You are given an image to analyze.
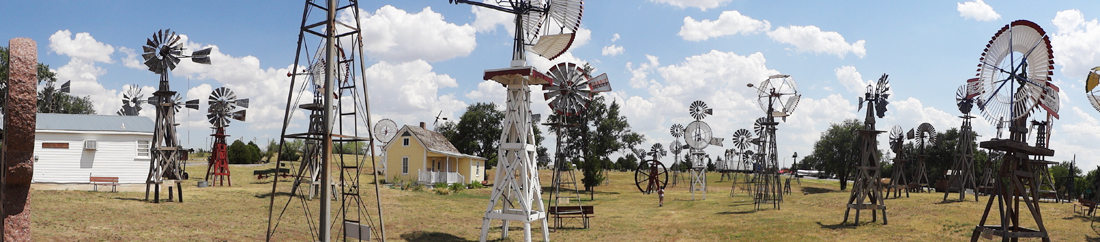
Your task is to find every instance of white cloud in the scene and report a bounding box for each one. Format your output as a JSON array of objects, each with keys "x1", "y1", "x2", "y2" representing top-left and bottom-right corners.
[
  {"x1": 650, "y1": 0, "x2": 732, "y2": 11},
  {"x1": 957, "y1": 0, "x2": 1001, "y2": 22},
  {"x1": 363, "y1": 60, "x2": 467, "y2": 129},
  {"x1": 465, "y1": 81, "x2": 507, "y2": 103},
  {"x1": 342, "y1": 5, "x2": 476, "y2": 63},
  {"x1": 117, "y1": 46, "x2": 144, "y2": 69},
  {"x1": 767, "y1": 25, "x2": 866, "y2": 58},
  {"x1": 48, "y1": 30, "x2": 115, "y2": 63},
  {"x1": 679, "y1": 10, "x2": 771, "y2": 41},
  {"x1": 625, "y1": 55, "x2": 661, "y2": 88},
  {"x1": 1051, "y1": 9, "x2": 1100, "y2": 80},
  {"x1": 602, "y1": 45, "x2": 625, "y2": 56},
  {"x1": 471, "y1": 0, "x2": 514, "y2": 34},
  {"x1": 835, "y1": 65, "x2": 868, "y2": 94},
  {"x1": 611, "y1": 33, "x2": 621, "y2": 42}
]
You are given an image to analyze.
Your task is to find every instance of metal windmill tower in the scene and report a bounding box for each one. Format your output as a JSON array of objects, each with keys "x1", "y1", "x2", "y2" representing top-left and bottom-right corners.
[
  {"x1": 968, "y1": 19, "x2": 1059, "y2": 242},
  {"x1": 911, "y1": 123, "x2": 936, "y2": 192},
  {"x1": 204, "y1": 87, "x2": 248, "y2": 186},
  {"x1": 140, "y1": 29, "x2": 206, "y2": 203},
  {"x1": 748, "y1": 74, "x2": 800, "y2": 210},
  {"x1": 447, "y1": 0, "x2": 583, "y2": 241},
  {"x1": 728, "y1": 128, "x2": 752, "y2": 196},
  {"x1": 886, "y1": 125, "x2": 909, "y2": 199},
  {"x1": 843, "y1": 74, "x2": 890, "y2": 225},
  {"x1": 943, "y1": 82, "x2": 980, "y2": 202},
  {"x1": 265, "y1": 0, "x2": 385, "y2": 241},
  {"x1": 668, "y1": 123, "x2": 685, "y2": 187},
  {"x1": 684, "y1": 100, "x2": 722, "y2": 201},
  {"x1": 542, "y1": 61, "x2": 609, "y2": 229}
]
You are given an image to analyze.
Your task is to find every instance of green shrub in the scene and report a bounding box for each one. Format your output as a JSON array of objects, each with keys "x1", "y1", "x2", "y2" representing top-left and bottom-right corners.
[
  {"x1": 469, "y1": 182, "x2": 484, "y2": 189},
  {"x1": 410, "y1": 183, "x2": 424, "y2": 192},
  {"x1": 450, "y1": 183, "x2": 466, "y2": 193},
  {"x1": 433, "y1": 182, "x2": 447, "y2": 190}
]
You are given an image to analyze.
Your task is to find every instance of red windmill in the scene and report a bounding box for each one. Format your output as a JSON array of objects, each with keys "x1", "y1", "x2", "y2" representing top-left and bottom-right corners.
[{"x1": 205, "y1": 87, "x2": 248, "y2": 186}]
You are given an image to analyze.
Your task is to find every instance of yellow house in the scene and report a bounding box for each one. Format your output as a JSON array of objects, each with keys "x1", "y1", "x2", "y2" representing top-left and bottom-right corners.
[{"x1": 384, "y1": 123, "x2": 486, "y2": 185}]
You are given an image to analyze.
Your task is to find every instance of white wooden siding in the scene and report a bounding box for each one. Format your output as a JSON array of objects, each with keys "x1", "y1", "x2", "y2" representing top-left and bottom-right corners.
[{"x1": 33, "y1": 132, "x2": 153, "y2": 184}]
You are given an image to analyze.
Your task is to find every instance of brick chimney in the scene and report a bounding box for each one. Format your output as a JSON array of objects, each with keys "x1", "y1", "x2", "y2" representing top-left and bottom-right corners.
[{"x1": 420, "y1": 122, "x2": 426, "y2": 129}]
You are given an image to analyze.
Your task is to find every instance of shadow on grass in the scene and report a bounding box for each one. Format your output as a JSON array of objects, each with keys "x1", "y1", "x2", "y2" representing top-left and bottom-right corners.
[
  {"x1": 816, "y1": 221, "x2": 883, "y2": 230},
  {"x1": 801, "y1": 187, "x2": 836, "y2": 195},
  {"x1": 1062, "y1": 214, "x2": 1100, "y2": 223},
  {"x1": 254, "y1": 192, "x2": 297, "y2": 199},
  {"x1": 400, "y1": 231, "x2": 474, "y2": 242},
  {"x1": 717, "y1": 210, "x2": 756, "y2": 215},
  {"x1": 935, "y1": 199, "x2": 974, "y2": 205}
]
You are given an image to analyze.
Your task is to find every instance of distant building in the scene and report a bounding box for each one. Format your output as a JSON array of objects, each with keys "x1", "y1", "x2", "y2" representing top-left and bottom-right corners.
[
  {"x1": 383, "y1": 122, "x2": 485, "y2": 185},
  {"x1": 32, "y1": 113, "x2": 155, "y2": 184}
]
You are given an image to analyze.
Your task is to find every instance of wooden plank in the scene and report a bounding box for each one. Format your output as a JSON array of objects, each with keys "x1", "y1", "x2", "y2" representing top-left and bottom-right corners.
[{"x1": 42, "y1": 142, "x2": 69, "y2": 149}]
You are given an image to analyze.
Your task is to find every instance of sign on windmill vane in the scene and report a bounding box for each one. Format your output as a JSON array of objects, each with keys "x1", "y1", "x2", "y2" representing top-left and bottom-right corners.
[{"x1": 588, "y1": 73, "x2": 611, "y2": 93}]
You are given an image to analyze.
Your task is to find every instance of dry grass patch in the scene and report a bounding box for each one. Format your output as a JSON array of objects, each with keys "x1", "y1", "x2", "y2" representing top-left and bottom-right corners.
[{"x1": 30, "y1": 165, "x2": 1100, "y2": 241}]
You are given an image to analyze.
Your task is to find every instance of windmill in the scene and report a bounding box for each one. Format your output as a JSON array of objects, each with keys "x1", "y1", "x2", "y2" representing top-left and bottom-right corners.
[
  {"x1": 140, "y1": 29, "x2": 206, "y2": 203},
  {"x1": 374, "y1": 119, "x2": 398, "y2": 176},
  {"x1": 265, "y1": 1, "x2": 385, "y2": 241},
  {"x1": 117, "y1": 84, "x2": 145, "y2": 116},
  {"x1": 203, "y1": 87, "x2": 248, "y2": 187},
  {"x1": 747, "y1": 74, "x2": 801, "y2": 210},
  {"x1": 843, "y1": 73, "x2": 890, "y2": 225},
  {"x1": 667, "y1": 123, "x2": 685, "y2": 187},
  {"x1": 911, "y1": 123, "x2": 935, "y2": 192},
  {"x1": 886, "y1": 125, "x2": 910, "y2": 199},
  {"x1": 684, "y1": 100, "x2": 722, "y2": 201},
  {"x1": 444, "y1": 1, "x2": 583, "y2": 241},
  {"x1": 729, "y1": 128, "x2": 753, "y2": 196},
  {"x1": 968, "y1": 20, "x2": 1058, "y2": 242},
  {"x1": 943, "y1": 82, "x2": 981, "y2": 202},
  {"x1": 543, "y1": 61, "x2": 609, "y2": 229}
]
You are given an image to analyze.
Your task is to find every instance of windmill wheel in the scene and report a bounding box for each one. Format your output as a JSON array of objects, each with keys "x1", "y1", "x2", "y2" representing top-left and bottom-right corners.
[
  {"x1": 916, "y1": 123, "x2": 936, "y2": 148},
  {"x1": 375, "y1": 119, "x2": 398, "y2": 143},
  {"x1": 545, "y1": 62, "x2": 592, "y2": 115},
  {"x1": 670, "y1": 123, "x2": 684, "y2": 138},
  {"x1": 669, "y1": 140, "x2": 683, "y2": 155},
  {"x1": 689, "y1": 100, "x2": 711, "y2": 120},
  {"x1": 731, "y1": 129, "x2": 752, "y2": 150},
  {"x1": 889, "y1": 125, "x2": 904, "y2": 152},
  {"x1": 753, "y1": 117, "x2": 767, "y2": 136},
  {"x1": 1088, "y1": 67, "x2": 1100, "y2": 112},
  {"x1": 975, "y1": 20, "x2": 1057, "y2": 124},
  {"x1": 634, "y1": 159, "x2": 668, "y2": 194}
]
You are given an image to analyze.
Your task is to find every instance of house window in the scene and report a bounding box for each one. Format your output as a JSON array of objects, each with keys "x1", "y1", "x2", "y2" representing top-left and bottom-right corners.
[
  {"x1": 137, "y1": 140, "x2": 151, "y2": 158},
  {"x1": 402, "y1": 137, "x2": 410, "y2": 147},
  {"x1": 402, "y1": 157, "x2": 409, "y2": 174}
]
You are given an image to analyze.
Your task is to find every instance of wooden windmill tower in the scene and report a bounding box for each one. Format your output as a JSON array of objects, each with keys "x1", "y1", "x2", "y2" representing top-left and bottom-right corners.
[
  {"x1": 943, "y1": 82, "x2": 979, "y2": 202},
  {"x1": 911, "y1": 123, "x2": 936, "y2": 192},
  {"x1": 968, "y1": 19, "x2": 1059, "y2": 242},
  {"x1": 886, "y1": 125, "x2": 910, "y2": 198},
  {"x1": 448, "y1": 1, "x2": 584, "y2": 241},
  {"x1": 139, "y1": 29, "x2": 207, "y2": 203},
  {"x1": 843, "y1": 74, "x2": 890, "y2": 225}
]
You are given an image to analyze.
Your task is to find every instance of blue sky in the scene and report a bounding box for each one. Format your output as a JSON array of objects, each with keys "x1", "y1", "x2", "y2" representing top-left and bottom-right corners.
[{"x1": 3, "y1": 0, "x2": 1100, "y2": 170}]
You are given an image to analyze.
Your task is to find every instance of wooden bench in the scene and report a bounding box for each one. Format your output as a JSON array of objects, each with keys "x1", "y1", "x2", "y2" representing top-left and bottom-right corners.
[
  {"x1": 90, "y1": 176, "x2": 119, "y2": 192},
  {"x1": 1075, "y1": 200, "x2": 1097, "y2": 216},
  {"x1": 254, "y1": 168, "x2": 291, "y2": 179},
  {"x1": 547, "y1": 205, "x2": 594, "y2": 229}
]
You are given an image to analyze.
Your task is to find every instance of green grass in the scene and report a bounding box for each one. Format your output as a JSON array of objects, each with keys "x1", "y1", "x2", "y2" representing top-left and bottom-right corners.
[{"x1": 30, "y1": 162, "x2": 1100, "y2": 241}]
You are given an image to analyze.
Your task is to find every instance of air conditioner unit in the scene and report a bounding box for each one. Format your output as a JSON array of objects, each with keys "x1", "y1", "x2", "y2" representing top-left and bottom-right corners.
[{"x1": 83, "y1": 140, "x2": 97, "y2": 150}]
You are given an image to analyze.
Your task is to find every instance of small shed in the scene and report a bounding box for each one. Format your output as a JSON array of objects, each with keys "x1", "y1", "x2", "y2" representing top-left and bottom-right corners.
[
  {"x1": 32, "y1": 113, "x2": 155, "y2": 184},
  {"x1": 384, "y1": 122, "x2": 486, "y2": 185}
]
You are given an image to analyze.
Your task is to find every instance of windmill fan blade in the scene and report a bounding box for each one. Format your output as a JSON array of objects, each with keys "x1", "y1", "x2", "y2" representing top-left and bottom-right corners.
[
  {"x1": 907, "y1": 129, "x2": 915, "y2": 140},
  {"x1": 207, "y1": 113, "x2": 218, "y2": 125},
  {"x1": 231, "y1": 110, "x2": 246, "y2": 122},
  {"x1": 857, "y1": 97, "x2": 864, "y2": 111},
  {"x1": 234, "y1": 98, "x2": 249, "y2": 108},
  {"x1": 60, "y1": 81, "x2": 71, "y2": 93},
  {"x1": 875, "y1": 100, "x2": 889, "y2": 118}
]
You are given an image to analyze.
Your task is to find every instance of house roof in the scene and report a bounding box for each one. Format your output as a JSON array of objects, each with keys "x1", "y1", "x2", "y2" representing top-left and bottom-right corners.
[
  {"x1": 36, "y1": 113, "x2": 155, "y2": 133},
  {"x1": 399, "y1": 124, "x2": 485, "y2": 160}
]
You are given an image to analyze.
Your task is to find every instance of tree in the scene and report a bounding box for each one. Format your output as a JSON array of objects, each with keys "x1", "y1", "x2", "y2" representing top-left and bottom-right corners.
[
  {"x1": 616, "y1": 154, "x2": 638, "y2": 171},
  {"x1": 450, "y1": 103, "x2": 505, "y2": 171},
  {"x1": 1, "y1": 46, "x2": 93, "y2": 115},
  {"x1": 548, "y1": 96, "x2": 644, "y2": 198},
  {"x1": 228, "y1": 140, "x2": 255, "y2": 164},
  {"x1": 278, "y1": 139, "x2": 304, "y2": 162},
  {"x1": 1052, "y1": 161, "x2": 1082, "y2": 199},
  {"x1": 810, "y1": 119, "x2": 862, "y2": 190},
  {"x1": 38, "y1": 79, "x2": 95, "y2": 114}
]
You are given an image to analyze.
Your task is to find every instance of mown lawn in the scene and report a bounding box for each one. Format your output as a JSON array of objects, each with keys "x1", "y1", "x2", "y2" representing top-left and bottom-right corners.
[{"x1": 30, "y1": 161, "x2": 1100, "y2": 241}]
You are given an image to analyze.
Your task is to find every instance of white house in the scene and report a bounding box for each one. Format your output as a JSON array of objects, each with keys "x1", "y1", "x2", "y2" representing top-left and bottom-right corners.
[{"x1": 32, "y1": 113, "x2": 155, "y2": 184}]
